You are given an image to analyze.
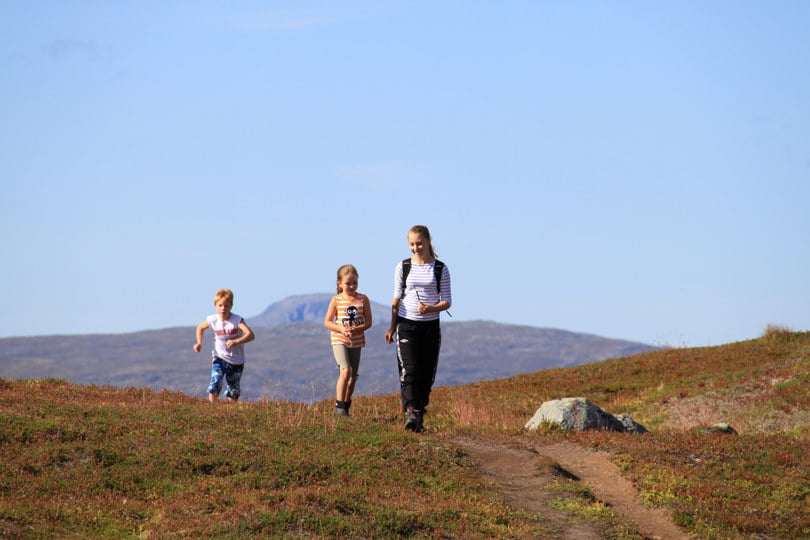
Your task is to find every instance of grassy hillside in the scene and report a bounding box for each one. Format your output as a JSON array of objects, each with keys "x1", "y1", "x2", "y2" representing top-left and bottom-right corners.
[{"x1": 1, "y1": 328, "x2": 808, "y2": 538}]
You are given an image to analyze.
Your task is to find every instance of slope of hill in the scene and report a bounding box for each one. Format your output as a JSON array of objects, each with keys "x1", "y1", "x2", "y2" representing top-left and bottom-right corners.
[
  {"x1": 1, "y1": 329, "x2": 807, "y2": 538},
  {"x1": 0, "y1": 295, "x2": 656, "y2": 402}
]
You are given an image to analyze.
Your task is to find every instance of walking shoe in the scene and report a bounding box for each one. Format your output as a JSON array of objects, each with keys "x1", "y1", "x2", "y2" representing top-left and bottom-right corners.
[
  {"x1": 334, "y1": 406, "x2": 349, "y2": 418},
  {"x1": 405, "y1": 408, "x2": 419, "y2": 432}
]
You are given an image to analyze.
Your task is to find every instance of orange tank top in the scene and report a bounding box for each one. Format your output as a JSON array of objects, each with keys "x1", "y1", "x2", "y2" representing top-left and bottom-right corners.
[{"x1": 329, "y1": 294, "x2": 367, "y2": 348}]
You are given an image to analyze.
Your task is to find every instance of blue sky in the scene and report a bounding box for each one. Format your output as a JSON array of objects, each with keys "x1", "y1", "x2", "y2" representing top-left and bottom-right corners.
[{"x1": 2, "y1": 2, "x2": 808, "y2": 346}]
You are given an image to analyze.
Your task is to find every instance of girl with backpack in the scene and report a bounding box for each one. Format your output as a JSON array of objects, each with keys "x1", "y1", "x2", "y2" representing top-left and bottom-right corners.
[{"x1": 384, "y1": 225, "x2": 452, "y2": 432}]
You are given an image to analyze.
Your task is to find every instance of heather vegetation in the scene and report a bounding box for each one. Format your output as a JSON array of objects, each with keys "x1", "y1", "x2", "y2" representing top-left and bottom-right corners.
[{"x1": 1, "y1": 329, "x2": 808, "y2": 538}]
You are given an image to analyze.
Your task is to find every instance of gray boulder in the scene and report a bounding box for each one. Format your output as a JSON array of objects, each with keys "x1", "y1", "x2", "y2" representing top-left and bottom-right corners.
[{"x1": 524, "y1": 397, "x2": 646, "y2": 433}]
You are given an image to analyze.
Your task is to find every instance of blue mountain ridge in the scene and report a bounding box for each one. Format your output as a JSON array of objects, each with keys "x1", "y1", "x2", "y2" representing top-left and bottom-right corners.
[{"x1": 0, "y1": 294, "x2": 657, "y2": 403}]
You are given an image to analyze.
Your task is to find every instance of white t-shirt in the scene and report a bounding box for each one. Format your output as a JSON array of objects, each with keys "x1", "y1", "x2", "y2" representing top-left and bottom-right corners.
[{"x1": 207, "y1": 312, "x2": 246, "y2": 365}]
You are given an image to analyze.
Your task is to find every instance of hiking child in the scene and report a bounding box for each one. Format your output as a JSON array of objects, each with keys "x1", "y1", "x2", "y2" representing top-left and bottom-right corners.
[
  {"x1": 385, "y1": 225, "x2": 452, "y2": 432},
  {"x1": 324, "y1": 264, "x2": 372, "y2": 417},
  {"x1": 193, "y1": 288, "x2": 255, "y2": 403}
]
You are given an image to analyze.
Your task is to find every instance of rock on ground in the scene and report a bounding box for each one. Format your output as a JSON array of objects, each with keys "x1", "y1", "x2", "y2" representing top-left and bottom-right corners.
[{"x1": 524, "y1": 397, "x2": 646, "y2": 433}]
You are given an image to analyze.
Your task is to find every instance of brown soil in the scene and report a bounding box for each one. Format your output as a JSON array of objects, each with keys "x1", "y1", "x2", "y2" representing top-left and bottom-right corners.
[{"x1": 453, "y1": 437, "x2": 690, "y2": 540}]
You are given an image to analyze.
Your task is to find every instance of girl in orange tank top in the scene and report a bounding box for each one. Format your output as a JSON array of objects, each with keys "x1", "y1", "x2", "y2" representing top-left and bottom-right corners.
[{"x1": 324, "y1": 264, "x2": 372, "y2": 417}]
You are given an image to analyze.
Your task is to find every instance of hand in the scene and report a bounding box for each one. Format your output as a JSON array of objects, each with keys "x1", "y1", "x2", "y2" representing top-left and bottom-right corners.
[
  {"x1": 418, "y1": 302, "x2": 431, "y2": 315},
  {"x1": 193, "y1": 343, "x2": 201, "y2": 352},
  {"x1": 385, "y1": 330, "x2": 394, "y2": 344}
]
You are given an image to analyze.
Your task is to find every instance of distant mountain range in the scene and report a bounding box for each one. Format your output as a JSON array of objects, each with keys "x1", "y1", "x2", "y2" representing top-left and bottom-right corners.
[
  {"x1": 249, "y1": 293, "x2": 391, "y2": 327},
  {"x1": 0, "y1": 294, "x2": 658, "y2": 403}
]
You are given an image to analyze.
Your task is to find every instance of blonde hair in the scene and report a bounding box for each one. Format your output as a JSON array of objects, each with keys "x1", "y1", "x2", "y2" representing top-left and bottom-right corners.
[
  {"x1": 214, "y1": 288, "x2": 234, "y2": 306},
  {"x1": 409, "y1": 224, "x2": 437, "y2": 258},
  {"x1": 335, "y1": 264, "x2": 358, "y2": 294}
]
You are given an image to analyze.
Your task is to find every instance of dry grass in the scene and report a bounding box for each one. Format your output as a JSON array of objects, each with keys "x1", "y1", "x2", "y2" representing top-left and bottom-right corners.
[
  {"x1": 763, "y1": 323, "x2": 795, "y2": 340},
  {"x1": 0, "y1": 381, "x2": 548, "y2": 538},
  {"x1": 2, "y1": 330, "x2": 809, "y2": 538}
]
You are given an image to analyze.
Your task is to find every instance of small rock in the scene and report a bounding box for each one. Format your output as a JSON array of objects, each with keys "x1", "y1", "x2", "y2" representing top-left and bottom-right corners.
[
  {"x1": 698, "y1": 423, "x2": 738, "y2": 436},
  {"x1": 614, "y1": 414, "x2": 648, "y2": 434}
]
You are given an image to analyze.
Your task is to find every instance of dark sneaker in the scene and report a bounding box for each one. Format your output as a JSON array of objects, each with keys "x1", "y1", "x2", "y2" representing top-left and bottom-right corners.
[
  {"x1": 405, "y1": 409, "x2": 419, "y2": 432},
  {"x1": 335, "y1": 407, "x2": 349, "y2": 418}
]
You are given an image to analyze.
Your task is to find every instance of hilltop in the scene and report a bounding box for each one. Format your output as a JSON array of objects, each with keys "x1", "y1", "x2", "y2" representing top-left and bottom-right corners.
[{"x1": 1, "y1": 328, "x2": 807, "y2": 538}]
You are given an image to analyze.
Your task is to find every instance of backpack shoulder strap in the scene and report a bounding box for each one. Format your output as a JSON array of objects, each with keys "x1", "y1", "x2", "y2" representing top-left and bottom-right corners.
[
  {"x1": 399, "y1": 258, "x2": 411, "y2": 298},
  {"x1": 433, "y1": 260, "x2": 444, "y2": 292},
  {"x1": 401, "y1": 259, "x2": 445, "y2": 297}
]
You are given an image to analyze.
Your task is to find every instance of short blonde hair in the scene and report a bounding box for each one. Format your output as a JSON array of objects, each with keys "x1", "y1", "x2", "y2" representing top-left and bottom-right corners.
[{"x1": 214, "y1": 288, "x2": 234, "y2": 306}]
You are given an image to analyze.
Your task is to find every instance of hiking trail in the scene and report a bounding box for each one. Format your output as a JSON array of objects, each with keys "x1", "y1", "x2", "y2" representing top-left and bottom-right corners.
[{"x1": 453, "y1": 437, "x2": 690, "y2": 540}]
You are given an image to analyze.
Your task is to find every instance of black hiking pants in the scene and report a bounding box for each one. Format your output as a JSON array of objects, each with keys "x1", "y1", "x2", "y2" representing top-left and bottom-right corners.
[{"x1": 395, "y1": 317, "x2": 441, "y2": 412}]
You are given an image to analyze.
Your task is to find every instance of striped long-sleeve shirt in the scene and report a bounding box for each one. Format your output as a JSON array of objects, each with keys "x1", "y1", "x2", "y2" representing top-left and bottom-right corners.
[{"x1": 393, "y1": 261, "x2": 452, "y2": 321}]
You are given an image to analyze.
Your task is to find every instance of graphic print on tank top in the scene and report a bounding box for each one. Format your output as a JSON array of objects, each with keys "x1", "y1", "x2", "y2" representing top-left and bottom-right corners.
[{"x1": 342, "y1": 305, "x2": 365, "y2": 328}]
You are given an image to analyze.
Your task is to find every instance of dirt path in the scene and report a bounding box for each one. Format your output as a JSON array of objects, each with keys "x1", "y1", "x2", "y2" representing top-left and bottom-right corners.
[{"x1": 454, "y1": 437, "x2": 690, "y2": 540}]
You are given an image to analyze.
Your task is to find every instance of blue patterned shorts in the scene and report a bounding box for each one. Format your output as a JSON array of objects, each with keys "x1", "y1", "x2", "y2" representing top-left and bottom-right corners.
[{"x1": 208, "y1": 357, "x2": 244, "y2": 399}]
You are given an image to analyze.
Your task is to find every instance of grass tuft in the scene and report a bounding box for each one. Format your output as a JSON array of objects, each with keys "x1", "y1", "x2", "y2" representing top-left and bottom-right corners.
[{"x1": 763, "y1": 323, "x2": 795, "y2": 340}]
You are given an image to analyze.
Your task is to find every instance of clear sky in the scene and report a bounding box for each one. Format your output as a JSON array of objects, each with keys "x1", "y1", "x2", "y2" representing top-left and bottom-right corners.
[{"x1": 2, "y1": 2, "x2": 808, "y2": 346}]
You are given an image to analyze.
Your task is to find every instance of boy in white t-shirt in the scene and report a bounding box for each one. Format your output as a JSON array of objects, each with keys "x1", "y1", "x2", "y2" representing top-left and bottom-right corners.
[{"x1": 193, "y1": 288, "x2": 255, "y2": 403}]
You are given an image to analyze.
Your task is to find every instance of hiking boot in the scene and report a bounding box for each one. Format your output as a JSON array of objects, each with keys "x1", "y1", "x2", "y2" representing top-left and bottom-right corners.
[
  {"x1": 405, "y1": 407, "x2": 419, "y2": 433},
  {"x1": 405, "y1": 408, "x2": 423, "y2": 432},
  {"x1": 415, "y1": 410, "x2": 424, "y2": 433},
  {"x1": 335, "y1": 406, "x2": 349, "y2": 418}
]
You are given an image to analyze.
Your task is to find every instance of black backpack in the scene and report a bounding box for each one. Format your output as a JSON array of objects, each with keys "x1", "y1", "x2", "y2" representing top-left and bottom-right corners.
[{"x1": 400, "y1": 258, "x2": 445, "y2": 299}]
